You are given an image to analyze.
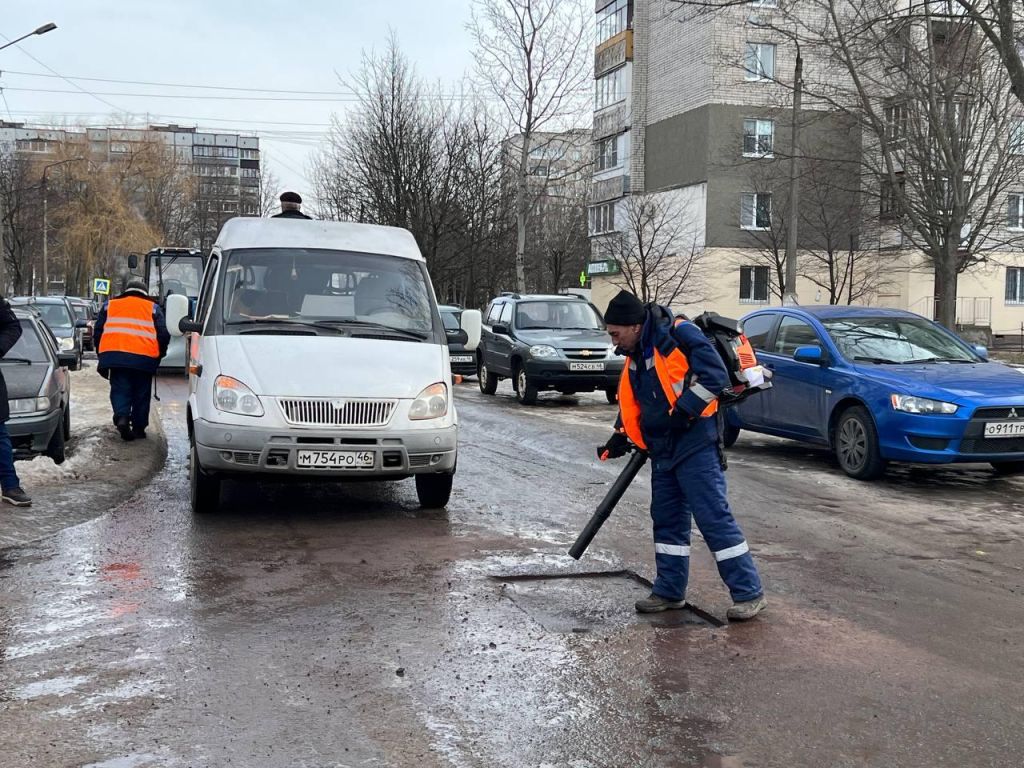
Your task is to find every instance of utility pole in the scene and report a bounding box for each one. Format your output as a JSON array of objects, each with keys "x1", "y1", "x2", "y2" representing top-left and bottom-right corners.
[{"x1": 783, "y1": 47, "x2": 803, "y2": 307}]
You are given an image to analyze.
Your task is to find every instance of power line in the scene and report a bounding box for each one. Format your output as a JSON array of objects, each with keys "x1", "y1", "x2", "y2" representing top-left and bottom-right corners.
[
  {"x1": 0, "y1": 69, "x2": 357, "y2": 96},
  {"x1": 0, "y1": 108, "x2": 332, "y2": 129},
  {"x1": 0, "y1": 86, "x2": 365, "y2": 103}
]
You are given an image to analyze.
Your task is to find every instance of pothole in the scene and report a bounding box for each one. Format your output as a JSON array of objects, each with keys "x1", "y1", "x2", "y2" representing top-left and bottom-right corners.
[{"x1": 492, "y1": 569, "x2": 723, "y2": 632}]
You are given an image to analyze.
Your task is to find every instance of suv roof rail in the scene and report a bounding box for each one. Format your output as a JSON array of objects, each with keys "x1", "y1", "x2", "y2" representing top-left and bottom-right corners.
[{"x1": 499, "y1": 291, "x2": 521, "y2": 299}]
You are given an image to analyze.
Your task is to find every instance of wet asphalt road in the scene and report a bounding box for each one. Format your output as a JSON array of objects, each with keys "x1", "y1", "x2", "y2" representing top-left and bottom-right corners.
[{"x1": 2, "y1": 376, "x2": 1023, "y2": 767}]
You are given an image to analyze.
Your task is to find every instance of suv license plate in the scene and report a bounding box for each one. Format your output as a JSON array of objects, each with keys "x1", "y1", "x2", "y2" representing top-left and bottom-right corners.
[
  {"x1": 296, "y1": 450, "x2": 375, "y2": 469},
  {"x1": 569, "y1": 362, "x2": 605, "y2": 371},
  {"x1": 983, "y1": 421, "x2": 1024, "y2": 438},
  {"x1": 451, "y1": 355, "x2": 474, "y2": 363}
]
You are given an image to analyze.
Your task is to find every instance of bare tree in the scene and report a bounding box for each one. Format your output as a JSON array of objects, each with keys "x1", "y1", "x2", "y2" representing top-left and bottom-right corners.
[
  {"x1": 952, "y1": 0, "x2": 1024, "y2": 109},
  {"x1": 469, "y1": 0, "x2": 592, "y2": 293},
  {"x1": 0, "y1": 153, "x2": 43, "y2": 294},
  {"x1": 258, "y1": 166, "x2": 281, "y2": 218},
  {"x1": 603, "y1": 193, "x2": 708, "y2": 306}
]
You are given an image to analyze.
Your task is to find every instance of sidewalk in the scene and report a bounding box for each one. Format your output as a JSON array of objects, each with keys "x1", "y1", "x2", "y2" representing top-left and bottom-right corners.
[{"x1": 0, "y1": 359, "x2": 167, "y2": 549}]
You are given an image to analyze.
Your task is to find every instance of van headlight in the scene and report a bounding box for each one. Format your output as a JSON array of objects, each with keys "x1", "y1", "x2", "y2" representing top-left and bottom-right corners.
[
  {"x1": 890, "y1": 394, "x2": 958, "y2": 414},
  {"x1": 529, "y1": 345, "x2": 558, "y2": 358},
  {"x1": 8, "y1": 397, "x2": 50, "y2": 416},
  {"x1": 409, "y1": 383, "x2": 448, "y2": 420},
  {"x1": 214, "y1": 375, "x2": 264, "y2": 416},
  {"x1": 59, "y1": 337, "x2": 75, "y2": 351}
]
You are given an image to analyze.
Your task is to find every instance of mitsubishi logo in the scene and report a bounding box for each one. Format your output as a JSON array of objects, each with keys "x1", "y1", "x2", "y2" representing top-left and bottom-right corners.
[{"x1": 1010, "y1": 407, "x2": 1020, "y2": 419}]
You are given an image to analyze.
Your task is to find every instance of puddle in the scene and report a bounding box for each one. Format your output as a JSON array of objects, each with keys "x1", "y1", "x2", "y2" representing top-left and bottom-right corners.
[{"x1": 493, "y1": 569, "x2": 722, "y2": 632}]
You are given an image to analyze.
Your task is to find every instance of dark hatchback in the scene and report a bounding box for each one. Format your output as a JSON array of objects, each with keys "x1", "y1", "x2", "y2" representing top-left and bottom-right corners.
[
  {"x1": 4, "y1": 309, "x2": 76, "y2": 463},
  {"x1": 10, "y1": 296, "x2": 85, "y2": 370},
  {"x1": 477, "y1": 293, "x2": 623, "y2": 405}
]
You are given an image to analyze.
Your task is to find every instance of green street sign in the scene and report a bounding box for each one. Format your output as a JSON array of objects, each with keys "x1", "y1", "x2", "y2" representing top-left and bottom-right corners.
[{"x1": 586, "y1": 260, "x2": 620, "y2": 277}]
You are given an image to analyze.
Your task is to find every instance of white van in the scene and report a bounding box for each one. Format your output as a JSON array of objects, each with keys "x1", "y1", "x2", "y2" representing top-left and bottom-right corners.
[{"x1": 166, "y1": 218, "x2": 481, "y2": 514}]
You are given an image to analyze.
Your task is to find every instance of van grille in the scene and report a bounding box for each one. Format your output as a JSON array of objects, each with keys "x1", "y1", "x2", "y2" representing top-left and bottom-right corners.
[{"x1": 278, "y1": 398, "x2": 397, "y2": 428}]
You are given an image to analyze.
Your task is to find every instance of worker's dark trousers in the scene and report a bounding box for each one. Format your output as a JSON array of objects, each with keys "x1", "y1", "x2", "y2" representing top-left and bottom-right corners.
[
  {"x1": 109, "y1": 368, "x2": 153, "y2": 431},
  {"x1": 649, "y1": 444, "x2": 763, "y2": 603}
]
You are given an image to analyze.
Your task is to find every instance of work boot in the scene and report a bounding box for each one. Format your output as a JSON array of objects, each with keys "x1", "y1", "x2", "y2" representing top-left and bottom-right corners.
[
  {"x1": 131, "y1": 428, "x2": 147, "y2": 440},
  {"x1": 727, "y1": 595, "x2": 767, "y2": 622},
  {"x1": 2, "y1": 487, "x2": 32, "y2": 507},
  {"x1": 635, "y1": 593, "x2": 686, "y2": 613},
  {"x1": 115, "y1": 415, "x2": 134, "y2": 442}
]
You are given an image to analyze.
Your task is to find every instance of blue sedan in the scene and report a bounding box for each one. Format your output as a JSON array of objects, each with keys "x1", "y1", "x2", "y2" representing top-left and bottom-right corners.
[{"x1": 725, "y1": 306, "x2": 1024, "y2": 479}]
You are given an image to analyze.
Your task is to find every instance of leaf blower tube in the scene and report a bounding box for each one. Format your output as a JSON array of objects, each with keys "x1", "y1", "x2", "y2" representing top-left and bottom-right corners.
[{"x1": 568, "y1": 449, "x2": 649, "y2": 560}]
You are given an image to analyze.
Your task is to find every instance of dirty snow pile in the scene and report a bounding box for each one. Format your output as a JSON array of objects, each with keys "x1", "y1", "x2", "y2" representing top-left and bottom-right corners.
[{"x1": 16, "y1": 427, "x2": 108, "y2": 483}]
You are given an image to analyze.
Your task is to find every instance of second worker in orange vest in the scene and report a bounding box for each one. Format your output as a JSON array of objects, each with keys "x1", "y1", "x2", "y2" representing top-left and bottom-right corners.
[
  {"x1": 599, "y1": 290, "x2": 766, "y2": 621},
  {"x1": 94, "y1": 280, "x2": 170, "y2": 441}
]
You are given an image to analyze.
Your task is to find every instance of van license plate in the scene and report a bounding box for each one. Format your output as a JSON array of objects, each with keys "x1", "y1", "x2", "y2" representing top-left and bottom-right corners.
[
  {"x1": 296, "y1": 450, "x2": 375, "y2": 469},
  {"x1": 983, "y1": 421, "x2": 1024, "y2": 438},
  {"x1": 569, "y1": 362, "x2": 605, "y2": 371},
  {"x1": 451, "y1": 355, "x2": 474, "y2": 363}
]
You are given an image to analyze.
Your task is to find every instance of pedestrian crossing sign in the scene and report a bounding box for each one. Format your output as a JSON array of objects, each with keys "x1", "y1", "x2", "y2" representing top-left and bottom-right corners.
[{"x1": 93, "y1": 278, "x2": 111, "y2": 295}]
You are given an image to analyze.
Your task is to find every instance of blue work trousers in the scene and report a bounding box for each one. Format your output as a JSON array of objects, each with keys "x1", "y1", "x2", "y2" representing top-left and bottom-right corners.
[
  {"x1": 649, "y1": 444, "x2": 763, "y2": 603},
  {"x1": 0, "y1": 423, "x2": 20, "y2": 491},
  {"x1": 109, "y1": 368, "x2": 153, "y2": 431}
]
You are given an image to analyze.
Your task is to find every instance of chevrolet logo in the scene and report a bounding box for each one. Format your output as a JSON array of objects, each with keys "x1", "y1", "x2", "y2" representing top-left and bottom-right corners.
[
  {"x1": 1010, "y1": 407, "x2": 1020, "y2": 419},
  {"x1": 580, "y1": 350, "x2": 593, "y2": 357}
]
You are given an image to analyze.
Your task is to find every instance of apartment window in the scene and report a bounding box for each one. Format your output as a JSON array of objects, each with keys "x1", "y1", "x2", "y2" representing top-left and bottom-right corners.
[
  {"x1": 15, "y1": 139, "x2": 52, "y2": 153},
  {"x1": 110, "y1": 142, "x2": 131, "y2": 154},
  {"x1": 222, "y1": 202, "x2": 236, "y2": 213},
  {"x1": 739, "y1": 266, "x2": 770, "y2": 303},
  {"x1": 596, "y1": 0, "x2": 628, "y2": 45},
  {"x1": 1008, "y1": 194, "x2": 1024, "y2": 229},
  {"x1": 240, "y1": 148, "x2": 259, "y2": 160},
  {"x1": 740, "y1": 192, "x2": 772, "y2": 230},
  {"x1": 528, "y1": 162, "x2": 550, "y2": 177},
  {"x1": 749, "y1": 0, "x2": 778, "y2": 6},
  {"x1": 596, "y1": 136, "x2": 620, "y2": 171},
  {"x1": 241, "y1": 202, "x2": 258, "y2": 216},
  {"x1": 884, "y1": 102, "x2": 907, "y2": 142},
  {"x1": 1006, "y1": 267, "x2": 1024, "y2": 304},
  {"x1": 595, "y1": 67, "x2": 626, "y2": 110},
  {"x1": 881, "y1": 176, "x2": 905, "y2": 219},
  {"x1": 240, "y1": 167, "x2": 260, "y2": 179},
  {"x1": 589, "y1": 202, "x2": 616, "y2": 235},
  {"x1": 744, "y1": 42, "x2": 776, "y2": 81},
  {"x1": 1011, "y1": 121, "x2": 1024, "y2": 155},
  {"x1": 742, "y1": 119, "x2": 774, "y2": 156}
]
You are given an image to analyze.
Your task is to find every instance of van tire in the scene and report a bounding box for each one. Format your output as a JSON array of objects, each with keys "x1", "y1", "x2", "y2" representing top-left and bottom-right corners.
[
  {"x1": 190, "y1": 440, "x2": 221, "y2": 514},
  {"x1": 45, "y1": 415, "x2": 66, "y2": 464},
  {"x1": 478, "y1": 360, "x2": 498, "y2": 395},
  {"x1": 416, "y1": 473, "x2": 453, "y2": 508}
]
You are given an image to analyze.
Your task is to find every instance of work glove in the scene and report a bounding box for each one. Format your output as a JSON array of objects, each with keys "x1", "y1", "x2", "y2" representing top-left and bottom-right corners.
[
  {"x1": 671, "y1": 407, "x2": 695, "y2": 430},
  {"x1": 597, "y1": 431, "x2": 630, "y2": 461}
]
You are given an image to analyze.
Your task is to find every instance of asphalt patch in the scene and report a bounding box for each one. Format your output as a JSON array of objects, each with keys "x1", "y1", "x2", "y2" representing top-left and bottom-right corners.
[{"x1": 492, "y1": 569, "x2": 723, "y2": 632}]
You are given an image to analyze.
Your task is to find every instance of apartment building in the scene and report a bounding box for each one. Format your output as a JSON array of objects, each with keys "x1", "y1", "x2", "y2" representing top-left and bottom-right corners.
[{"x1": 587, "y1": 0, "x2": 1024, "y2": 341}]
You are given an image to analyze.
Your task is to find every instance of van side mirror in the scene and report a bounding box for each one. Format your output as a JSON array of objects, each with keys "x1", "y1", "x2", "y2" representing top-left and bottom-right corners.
[
  {"x1": 128, "y1": 254, "x2": 138, "y2": 270},
  {"x1": 449, "y1": 329, "x2": 469, "y2": 346},
  {"x1": 165, "y1": 293, "x2": 192, "y2": 338},
  {"x1": 793, "y1": 345, "x2": 826, "y2": 365},
  {"x1": 460, "y1": 309, "x2": 482, "y2": 351}
]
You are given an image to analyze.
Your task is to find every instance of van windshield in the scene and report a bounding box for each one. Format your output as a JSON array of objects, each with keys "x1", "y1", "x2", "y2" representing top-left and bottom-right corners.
[{"x1": 219, "y1": 248, "x2": 437, "y2": 338}]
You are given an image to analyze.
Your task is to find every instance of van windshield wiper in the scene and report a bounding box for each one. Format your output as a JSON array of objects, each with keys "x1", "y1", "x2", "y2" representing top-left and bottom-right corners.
[
  {"x1": 313, "y1": 320, "x2": 430, "y2": 340},
  {"x1": 0, "y1": 357, "x2": 34, "y2": 365},
  {"x1": 225, "y1": 319, "x2": 347, "y2": 335}
]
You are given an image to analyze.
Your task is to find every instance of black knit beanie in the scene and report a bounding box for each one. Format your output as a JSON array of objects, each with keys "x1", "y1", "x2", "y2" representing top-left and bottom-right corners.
[{"x1": 603, "y1": 290, "x2": 646, "y2": 325}]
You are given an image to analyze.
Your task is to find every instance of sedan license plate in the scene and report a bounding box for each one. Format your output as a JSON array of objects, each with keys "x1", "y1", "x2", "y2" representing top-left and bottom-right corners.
[
  {"x1": 569, "y1": 362, "x2": 605, "y2": 372},
  {"x1": 451, "y1": 355, "x2": 474, "y2": 363},
  {"x1": 983, "y1": 421, "x2": 1024, "y2": 438},
  {"x1": 296, "y1": 450, "x2": 375, "y2": 469}
]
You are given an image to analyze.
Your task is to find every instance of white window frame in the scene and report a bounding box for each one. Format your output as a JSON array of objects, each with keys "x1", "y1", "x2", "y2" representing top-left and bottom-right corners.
[
  {"x1": 744, "y1": 42, "x2": 776, "y2": 82},
  {"x1": 596, "y1": 0, "x2": 628, "y2": 45},
  {"x1": 595, "y1": 67, "x2": 626, "y2": 111},
  {"x1": 740, "y1": 192, "x2": 772, "y2": 230},
  {"x1": 1006, "y1": 267, "x2": 1024, "y2": 305},
  {"x1": 749, "y1": 0, "x2": 778, "y2": 6},
  {"x1": 739, "y1": 265, "x2": 771, "y2": 304},
  {"x1": 742, "y1": 119, "x2": 774, "y2": 157},
  {"x1": 589, "y1": 202, "x2": 616, "y2": 235},
  {"x1": 884, "y1": 102, "x2": 907, "y2": 143},
  {"x1": 596, "y1": 136, "x2": 620, "y2": 171},
  {"x1": 1008, "y1": 193, "x2": 1024, "y2": 230},
  {"x1": 1011, "y1": 121, "x2": 1024, "y2": 155}
]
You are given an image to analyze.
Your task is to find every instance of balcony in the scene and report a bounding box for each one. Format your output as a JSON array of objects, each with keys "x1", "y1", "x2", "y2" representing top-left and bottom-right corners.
[
  {"x1": 590, "y1": 174, "x2": 630, "y2": 204},
  {"x1": 595, "y1": 29, "x2": 633, "y2": 78}
]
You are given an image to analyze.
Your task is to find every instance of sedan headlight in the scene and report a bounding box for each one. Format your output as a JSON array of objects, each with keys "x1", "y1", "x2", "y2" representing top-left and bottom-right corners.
[
  {"x1": 891, "y1": 394, "x2": 958, "y2": 414},
  {"x1": 409, "y1": 383, "x2": 448, "y2": 420},
  {"x1": 8, "y1": 397, "x2": 50, "y2": 416},
  {"x1": 529, "y1": 345, "x2": 558, "y2": 359},
  {"x1": 213, "y1": 375, "x2": 264, "y2": 416},
  {"x1": 59, "y1": 336, "x2": 75, "y2": 351}
]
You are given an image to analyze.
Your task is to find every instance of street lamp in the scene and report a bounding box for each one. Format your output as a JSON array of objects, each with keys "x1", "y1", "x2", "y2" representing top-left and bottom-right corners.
[
  {"x1": 0, "y1": 23, "x2": 58, "y2": 53},
  {"x1": 41, "y1": 157, "x2": 83, "y2": 296}
]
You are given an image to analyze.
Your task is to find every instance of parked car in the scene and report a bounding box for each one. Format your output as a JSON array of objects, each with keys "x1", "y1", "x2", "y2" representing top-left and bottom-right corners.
[
  {"x1": 164, "y1": 217, "x2": 481, "y2": 514},
  {"x1": 67, "y1": 297, "x2": 97, "y2": 352},
  {"x1": 9, "y1": 297, "x2": 85, "y2": 370},
  {"x1": 726, "y1": 306, "x2": 1024, "y2": 479},
  {"x1": 3, "y1": 309, "x2": 77, "y2": 464},
  {"x1": 440, "y1": 304, "x2": 477, "y2": 378},
  {"x1": 476, "y1": 292, "x2": 623, "y2": 405}
]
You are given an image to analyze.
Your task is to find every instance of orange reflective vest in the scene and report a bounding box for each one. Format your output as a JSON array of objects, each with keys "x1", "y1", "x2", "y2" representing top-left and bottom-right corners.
[
  {"x1": 99, "y1": 296, "x2": 160, "y2": 359},
  {"x1": 618, "y1": 323, "x2": 718, "y2": 451}
]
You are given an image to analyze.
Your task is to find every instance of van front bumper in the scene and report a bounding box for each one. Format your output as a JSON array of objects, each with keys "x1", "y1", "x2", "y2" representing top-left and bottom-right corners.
[{"x1": 193, "y1": 418, "x2": 457, "y2": 477}]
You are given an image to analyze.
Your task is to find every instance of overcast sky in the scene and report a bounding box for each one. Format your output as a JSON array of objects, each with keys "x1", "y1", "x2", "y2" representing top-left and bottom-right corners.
[{"x1": 0, "y1": 0, "x2": 477, "y2": 205}]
